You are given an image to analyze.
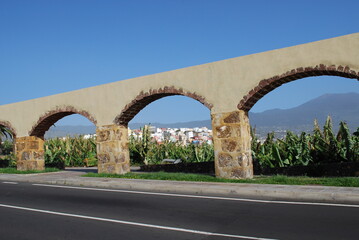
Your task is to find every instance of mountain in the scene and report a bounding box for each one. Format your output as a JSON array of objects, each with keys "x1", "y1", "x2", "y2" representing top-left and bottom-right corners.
[
  {"x1": 249, "y1": 92, "x2": 359, "y2": 136},
  {"x1": 45, "y1": 92, "x2": 359, "y2": 138},
  {"x1": 250, "y1": 92, "x2": 358, "y2": 126}
]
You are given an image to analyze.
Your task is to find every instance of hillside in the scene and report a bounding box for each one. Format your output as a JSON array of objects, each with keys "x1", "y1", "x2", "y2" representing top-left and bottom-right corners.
[{"x1": 249, "y1": 92, "x2": 358, "y2": 136}]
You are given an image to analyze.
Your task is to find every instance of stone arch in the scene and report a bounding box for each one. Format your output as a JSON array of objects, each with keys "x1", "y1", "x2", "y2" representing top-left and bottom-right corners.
[
  {"x1": 29, "y1": 106, "x2": 97, "y2": 138},
  {"x1": 238, "y1": 64, "x2": 359, "y2": 111},
  {"x1": 114, "y1": 86, "x2": 213, "y2": 125},
  {"x1": 0, "y1": 120, "x2": 17, "y2": 137}
]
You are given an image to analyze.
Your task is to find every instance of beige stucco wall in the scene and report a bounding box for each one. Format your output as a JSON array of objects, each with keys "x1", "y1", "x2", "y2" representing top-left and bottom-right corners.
[{"x1": 0, "y1": 33, "x2": 358, "y2": 137}]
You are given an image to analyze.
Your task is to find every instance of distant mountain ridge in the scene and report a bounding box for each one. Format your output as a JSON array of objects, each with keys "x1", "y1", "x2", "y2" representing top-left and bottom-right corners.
[
  {"x1": 45, "y1": 92, "x2": 359, "y2": 138},
  {"x1": 249, "y1": 92, "x2": 358, "y2": 135},
  {"x1": 249, "y1": 92, "x2": 359, "y2": 126}
]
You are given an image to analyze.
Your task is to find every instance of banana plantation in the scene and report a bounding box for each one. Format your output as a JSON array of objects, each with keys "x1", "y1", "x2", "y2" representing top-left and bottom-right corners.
[
  {"x1": 0, "y1": 117, "x2": 358, "y2": 169},
  {"x1": 252, "y1": 117, "x2": 359, "y2": 168}
]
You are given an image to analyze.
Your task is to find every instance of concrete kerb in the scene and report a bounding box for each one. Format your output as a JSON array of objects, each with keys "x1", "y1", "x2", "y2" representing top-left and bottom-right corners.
[{"x1": 0, "y1": 171, "x2": 358, "y2": 205}]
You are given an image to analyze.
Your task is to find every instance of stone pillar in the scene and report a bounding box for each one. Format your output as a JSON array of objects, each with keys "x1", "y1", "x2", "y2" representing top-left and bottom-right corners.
[
  {"x1": 15, "y1": 136, "x2": 45, "y2": 171},
  {"x1": 96, "y1": 124, "x2": 130, "y2": 174},
  {"x1": 212, "y1": 110, "x2": 253, "y2": 179}
]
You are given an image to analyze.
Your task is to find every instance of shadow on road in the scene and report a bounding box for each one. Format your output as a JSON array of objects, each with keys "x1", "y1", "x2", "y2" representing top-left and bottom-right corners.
[
  {"x1": 63, "y1": 166, "x2": 141, "y2": 173},
  {"x1": 64, "y1": 167, "x2": 98, "y2": 173}
]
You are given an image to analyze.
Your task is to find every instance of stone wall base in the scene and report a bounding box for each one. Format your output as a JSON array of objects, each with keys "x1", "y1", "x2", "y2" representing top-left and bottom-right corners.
[
  {"x1": 96, "y1": 124, "x2": 130, "y2": 174},
  {"x1": 212, "y1": 110, "x2": 253, "y2": 179},
  {"x1": 15, "y1": 136, "x2": 45, "y2": 171}
]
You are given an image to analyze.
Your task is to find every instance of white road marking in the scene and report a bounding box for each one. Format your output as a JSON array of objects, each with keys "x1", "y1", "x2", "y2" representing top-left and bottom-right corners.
[
  {"x1": 0, "y1": 203, "x2": 276, "y2": 240},
  {"x1": 33, "y1": 183, "x2": 359, "y2": 208},
  {"x1": 2, "y1": 182, "x2": 18, "y2": 184}
]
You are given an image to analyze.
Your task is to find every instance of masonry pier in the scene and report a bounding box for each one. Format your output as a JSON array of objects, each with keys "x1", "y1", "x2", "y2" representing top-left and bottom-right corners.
[
  {"x1": 212, "y1": 110, "x2": 253, "y2": 179},
  {"x1": 96, "y1": 124, "x2": 131, "y2": 174},
  {"x1": 15, "y1": 136, "x2": 45, "y2": 171}
]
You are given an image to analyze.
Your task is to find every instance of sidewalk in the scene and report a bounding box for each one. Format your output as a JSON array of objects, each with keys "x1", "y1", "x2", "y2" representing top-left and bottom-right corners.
[{"x1": 1, "y1": 168, "x2": 358, "y2": 205}]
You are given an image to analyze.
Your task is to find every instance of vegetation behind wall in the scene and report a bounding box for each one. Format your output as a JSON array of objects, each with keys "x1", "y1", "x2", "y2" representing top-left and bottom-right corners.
[{"x1": 0, "y1": 117, "x2": 357, "y2": 176}]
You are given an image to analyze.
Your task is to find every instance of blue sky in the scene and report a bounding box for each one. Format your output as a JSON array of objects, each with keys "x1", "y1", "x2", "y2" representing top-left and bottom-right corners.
[{"x1": 0, "y1": 0, "x2": 358, "y2": 125}]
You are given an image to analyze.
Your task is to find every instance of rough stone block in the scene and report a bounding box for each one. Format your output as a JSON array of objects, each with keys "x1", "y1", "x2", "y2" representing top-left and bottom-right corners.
[
  {"x1": 16, "y1": 142, "x2": 26, "y2": 152},
  {"x1": 97, "y1": 130, "x2": 110, "y2": 142},
  {"x1": 223, "y1": 111, "x2": 240, "y2": 123},
  {"x1": 97, "y1": 153, "x2": 110, "y2": 164},
  {"x1": 21, "y1": 151, "x2": 31, "y2": 161},
  {"x1": 212, "y1": 110, "x2": 253, "y2": 179},
  {"x1": 237, "y1": 152, "x2": 251, "y2": 167},
  {"x1": 211, "y1": 112, "x2": 223, "y2": 126},
  {"x1": 221, "y1": 139, "x2": 238, "y2": 152},
  {"x1": 33, "y1": 151, "x2": 44, "y2": 160},
  {"x1": 230, "y1": 167, "x2": 252, "y2": 179},
  {"x1": 217, "y1": 152, "x2": 233, "y2": 167},
  {"x1": 114, "y1": 153, "x2": 126, "y2": 164},
  {"x1": 96, "y1": 124, "x2": 130, "y2": 175},
  {"x1": 114, "y1": 128, "x2": 123, "y2": 141},
  {"x1": 15, "y1": 136, "x2": 45, "y2": 171},
  {"x1": 16, "y1": 161, "x2": 27, "y2": 171},
  {"x1": 215, "y1": 126, "x2": 233, "y2": 138},
  {"x1": 28, "y1": 141, "x2": 39, "y2": 150}
]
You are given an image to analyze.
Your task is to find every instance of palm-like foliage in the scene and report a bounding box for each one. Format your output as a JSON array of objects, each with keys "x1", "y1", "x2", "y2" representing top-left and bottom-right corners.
[
  {"x1": 253, "y1": 117, "x2": 358, "y2": 168},
  {"x1": 45, "y1": 136, "x2": 97, "y2": 168},
  {"x1": 0, "y1": 126, "x2": 12, "y2": 140},
  {"x1": 2, "y1": 117, "x2": 357, "y2": 170},
  {"x1": 0, "y1": 126, "x2": 14, "y2": 167},
  {"x1": 129, "y1": 125, "x2": 214, "y2": 165},
  {"x1": 129, "y1": 137, "x2": 214, "y2": 165}
]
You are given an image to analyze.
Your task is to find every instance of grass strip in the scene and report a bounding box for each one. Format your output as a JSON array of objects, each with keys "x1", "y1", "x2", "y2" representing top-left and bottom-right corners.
[
  {"x1": 83, "y1": 172, "x2": 359, "y2": 187},
  {"x1": 0, "y1": 168, "x2": 59, "y2": 174}
]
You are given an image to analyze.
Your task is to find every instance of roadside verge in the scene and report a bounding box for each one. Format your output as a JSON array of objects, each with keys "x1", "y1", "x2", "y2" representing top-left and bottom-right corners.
[{"x1": 0, "y1": 171, "x2": 358, "y2": 205}]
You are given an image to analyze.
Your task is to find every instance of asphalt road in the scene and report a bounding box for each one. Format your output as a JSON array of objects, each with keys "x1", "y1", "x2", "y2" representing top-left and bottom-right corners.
[{"x1": 0, "y1": 181, "x2": 358, "y2": 240}]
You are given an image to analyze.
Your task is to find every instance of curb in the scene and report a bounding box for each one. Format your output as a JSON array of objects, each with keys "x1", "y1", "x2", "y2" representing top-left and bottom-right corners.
[{"x1": 1, "y1": 173, "x2": 359, "y2": 205}]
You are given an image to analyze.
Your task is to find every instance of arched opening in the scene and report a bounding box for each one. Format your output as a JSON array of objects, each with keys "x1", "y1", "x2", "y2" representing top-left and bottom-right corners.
[
  {"x1": 115, "y1": 87, "x2": 213, "y2": 125},
  {"x1": 29, "y1": 106, "x2": 97, "y2": 138},
  {"x1": 113, "y1": 88, "x2": 214, "y2": 175},
  {"x1": 23, "y1": 107, "x2": 97, "y2": 171},
  {"x1": 241, "y1": 69, "x2": 359, "y2": 177},
  {"x1": 0, "y1": 121, "x2": 16, "y2": 169},
  {"x1": 238, "y1": 65, "x2": 359, "y2": 111}
]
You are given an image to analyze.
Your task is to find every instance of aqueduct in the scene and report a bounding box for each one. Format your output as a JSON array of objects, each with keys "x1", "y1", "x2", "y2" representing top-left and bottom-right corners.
[{"x1": 0, "y1": 33, "x2": 358, "y2": 179}]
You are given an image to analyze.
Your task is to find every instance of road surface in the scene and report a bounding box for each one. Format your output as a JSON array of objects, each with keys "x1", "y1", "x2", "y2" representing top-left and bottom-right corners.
[{"x1": 0, "y1": 181, "x2": 358, "y2": 240}]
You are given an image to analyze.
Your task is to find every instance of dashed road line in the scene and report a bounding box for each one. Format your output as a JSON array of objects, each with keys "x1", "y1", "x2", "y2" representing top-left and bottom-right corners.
[
  {"x1": 2, "y1": 182, "x2": 18, "y2": 184},
  {"x1": 0, "y1": 203, "x2": 277, "y2": 240}
]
